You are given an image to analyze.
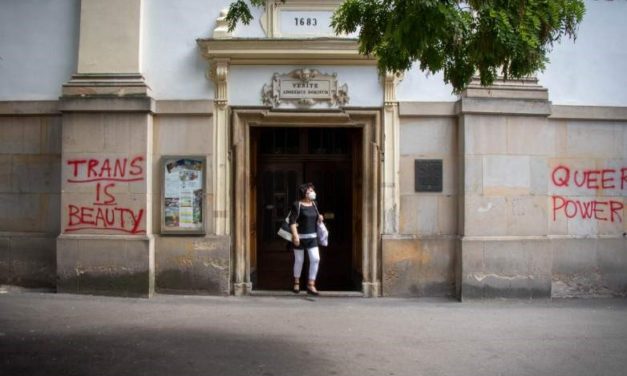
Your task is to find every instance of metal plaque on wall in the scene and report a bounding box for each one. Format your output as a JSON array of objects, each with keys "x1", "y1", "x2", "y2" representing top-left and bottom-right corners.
[
  {"x1": 262, "y1": 68, "x2": 349, "y2": 109},
  {"x1": 415, "y1": 159, "x2": 443, "y2": 192}
]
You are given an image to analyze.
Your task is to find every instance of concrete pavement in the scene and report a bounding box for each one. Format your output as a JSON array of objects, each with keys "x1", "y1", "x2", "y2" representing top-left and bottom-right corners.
[{"x1": 1, "y1": 288, "x2": 626, "y2": 376}]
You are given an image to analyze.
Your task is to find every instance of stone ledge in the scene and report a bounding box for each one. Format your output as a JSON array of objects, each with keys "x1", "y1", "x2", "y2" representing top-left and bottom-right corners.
[
  {"x1": 62, "y1": 73, "x2": 151, "y2": 97},
  {"x1": 398, "y1": 102, "x2": 458, "y2": 117},
  {"x1": 461, "y1": 77, "x2": 549, "y2": 100},
  {"x1": 197, "y1": 38, "x2": 376, "y2": 65},
  {"x1": 550, "y1": 105, "x2": 627, "y2": 121},
  {"x1": 459, "y1": 97, "x2": 551, "y2": 116},
  {"x1": 59, "y1": 96, "x2": 155, "y2": 113},
  {"x1": 0, "y1": 101, "x2": 59, "y2": 116},
  {"x1": 154, "y1": 100, "x2": 214, "y2": 115}
]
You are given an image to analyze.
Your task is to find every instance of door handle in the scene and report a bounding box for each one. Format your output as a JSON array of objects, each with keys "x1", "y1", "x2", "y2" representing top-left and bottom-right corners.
[{"x1": 323, "y1": 212, "x2": 335, "y2": 219}]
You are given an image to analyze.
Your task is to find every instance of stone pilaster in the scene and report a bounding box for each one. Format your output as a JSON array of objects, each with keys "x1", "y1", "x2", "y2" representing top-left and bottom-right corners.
[
  {"x1": 209, "y1": 59, "x2": 231, "y2": 236},
  {"x1": 56, "y1": 0, "x2": 154, "y2": 298},
  {"x1": 457, "y1": 76, "x2": 552, "y2": 300},
  {"x1": 382, "y1": 71, "x2": 402, "y2": 234}
]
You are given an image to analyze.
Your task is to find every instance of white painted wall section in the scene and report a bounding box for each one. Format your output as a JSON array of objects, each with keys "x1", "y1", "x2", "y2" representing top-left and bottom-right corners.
[
  {"x1": 0, "y1": 0, "x2": 79, "y2": 100},
  {"x1": 397, "y1": 68, "x2": 458, "y2": 102},
  {"x1": 143, "y1": 0, "x2": 220, "y2": 99},
  {"x1": 142, "y1": 0, "x2": 265, "y2": 99}
]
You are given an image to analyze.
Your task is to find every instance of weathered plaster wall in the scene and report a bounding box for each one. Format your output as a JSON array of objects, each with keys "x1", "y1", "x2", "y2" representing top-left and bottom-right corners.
[
  {"x1": 383, "y1": 116, "x2": 459, "y2": 297},
  {"x1": 0, "y1": 103, "x2": 61, "y2": 288},
  {"x1": 0, "y1": 0, "x2": 79, "y2": 100}
]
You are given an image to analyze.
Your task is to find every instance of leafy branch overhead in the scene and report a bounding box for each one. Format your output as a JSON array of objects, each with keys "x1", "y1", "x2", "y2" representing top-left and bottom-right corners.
[{"x1": 226, "y1": 0, "x2": 585, "y2": 93}]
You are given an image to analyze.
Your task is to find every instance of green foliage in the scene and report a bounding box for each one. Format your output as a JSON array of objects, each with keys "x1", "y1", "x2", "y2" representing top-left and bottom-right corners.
[{"x1": 226, "y1": 0, "x2": 585, "y2": 93}]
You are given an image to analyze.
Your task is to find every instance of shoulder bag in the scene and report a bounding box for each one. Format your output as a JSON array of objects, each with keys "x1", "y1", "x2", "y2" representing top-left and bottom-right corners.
[
  {"x1": 277, "y1": 202, "x2": 300, "y2": 242},
  {"x1": 312, "y1": 202, "x2": 329, "y2": 247}
]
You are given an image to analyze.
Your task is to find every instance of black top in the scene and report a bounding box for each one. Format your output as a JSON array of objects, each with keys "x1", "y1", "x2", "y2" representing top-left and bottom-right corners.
[{"x1": 288, "y1": 201, "x2": 319, "y2": 234}]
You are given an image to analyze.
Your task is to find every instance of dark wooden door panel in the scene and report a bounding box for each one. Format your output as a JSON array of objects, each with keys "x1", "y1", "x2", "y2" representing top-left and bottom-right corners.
[{"x1": 255, "y1": 128, "x2": 356, "y2": 291}]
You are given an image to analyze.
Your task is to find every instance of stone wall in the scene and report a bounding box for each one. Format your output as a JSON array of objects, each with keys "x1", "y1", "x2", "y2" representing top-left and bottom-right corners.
[
  {"x1": 458, "y1": 94, "x2": 626, "y2": 299},
  {"x1": 151, "y1": 102, "x2": 230, "y2": 295},
  {"x1": 56, "y1": 97, "x2": 155, "y2": 297},
  {"x1": 0, "y1": 102, "x2": 61, "y2": 288},
  {"x1": 387, "y1": 92, "x2": 626, "y2": 300},
  {"x1": 548, "y1": 117, "x2": 626, "y2": 297},
  {"x1": 383, "y1": 115, "x2": 459, "y2": 297}
]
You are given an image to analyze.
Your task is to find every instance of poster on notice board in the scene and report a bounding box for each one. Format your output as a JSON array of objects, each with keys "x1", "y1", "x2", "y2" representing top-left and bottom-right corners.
[{"x1": 161, "y1": 156, "x2": 205, "y2": 234}]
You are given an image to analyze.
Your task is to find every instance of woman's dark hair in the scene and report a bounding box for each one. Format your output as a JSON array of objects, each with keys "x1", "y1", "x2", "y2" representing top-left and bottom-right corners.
[{"x1": 297, "y1": 182, "x2": 315, "y2": 200}]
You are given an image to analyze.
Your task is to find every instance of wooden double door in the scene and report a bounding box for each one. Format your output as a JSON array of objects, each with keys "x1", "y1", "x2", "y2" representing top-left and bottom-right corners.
[{"x1": 252, "y1": 127, "x2": 361, "y2": 291}]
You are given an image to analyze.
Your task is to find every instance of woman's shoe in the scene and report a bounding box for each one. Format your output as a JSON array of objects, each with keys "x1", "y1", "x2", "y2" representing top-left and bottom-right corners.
[
  {"x1": 306, "y1": 285, "x2": 319, "y2": 296},
  {"x1": 292, "y1": 283, "x2": 300, "y2": 294}
]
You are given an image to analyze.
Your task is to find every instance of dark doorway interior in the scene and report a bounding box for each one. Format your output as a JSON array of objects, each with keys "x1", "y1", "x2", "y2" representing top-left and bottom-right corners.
[{"x1": 251, "y1": 127, "x2": 361, "y2": 291}]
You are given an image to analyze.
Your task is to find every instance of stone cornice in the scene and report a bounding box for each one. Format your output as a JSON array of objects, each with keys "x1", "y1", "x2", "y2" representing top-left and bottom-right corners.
[
  {"x1": 0, "y1": 101, "x2": 59, "y2": 116},
  {"x1": 62, "y1": 73, "x2": 151, "y2": 97},
  {"x1": 549, "y1": 105, "x2": 627, "y2": 121},
  {"x1": 196, "y1": 38, "x2": 376, "y2": 65},
  {"x1": 398, "y1": 101, "x2": 627, "y2": 121},
  {"x1": 398, "y1": 102, "x2": 458, "y2": 117},
  {"x1": 59, "y1": 97, "x2": 155, "y2": 113}
]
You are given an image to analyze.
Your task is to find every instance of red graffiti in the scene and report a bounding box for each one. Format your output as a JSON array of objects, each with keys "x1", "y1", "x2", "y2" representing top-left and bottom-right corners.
[
  {"x1": 551, "y1": 165, "x2": 627, "y2": 190},
  {"x1": 551, "y1": 166, "x2": 625, "y2": 223},
  {"x1": 552, "y1": 196, "x2": 623, "y2": 223},
  {"x1": 94, "y1": 183, "x2": 116, "y2": 205},
  {"x1": 65, "y1": 156, "x2": 145, "y2": 234},
  {"x1": 67, "y1": 157, "x2": 143, "y2": 183},
  {"x1": 66, "y1": 205, "x2": 145, "y2": 234}
]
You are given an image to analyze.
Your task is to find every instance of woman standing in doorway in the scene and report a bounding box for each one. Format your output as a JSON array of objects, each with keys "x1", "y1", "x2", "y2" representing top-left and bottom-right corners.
[{"x1": 290, "y1": 183, "x2": 324, "y2": 295}]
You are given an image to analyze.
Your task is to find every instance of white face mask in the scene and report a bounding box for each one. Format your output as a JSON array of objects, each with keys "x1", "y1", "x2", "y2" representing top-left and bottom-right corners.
[{"x1": 307, "y1": 191, "x2": 316, "y2": 200}]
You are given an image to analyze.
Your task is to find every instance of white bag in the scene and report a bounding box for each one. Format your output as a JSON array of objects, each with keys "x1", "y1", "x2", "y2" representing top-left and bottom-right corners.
[
  {"x1": 317, "y1": 222, "x2": 329, "y2": 247},
  {"x1": 312, "y1": 202, "x2": 329, "y2": 247}
]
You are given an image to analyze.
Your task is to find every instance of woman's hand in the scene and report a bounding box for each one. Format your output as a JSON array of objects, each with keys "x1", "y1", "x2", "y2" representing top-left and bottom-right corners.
[
  {"x1": 318, "y1": 214, "x2": 324, "y2": 223},
  {"x1": 292, "y1": 235, "x2": 300, "y2": 247}
]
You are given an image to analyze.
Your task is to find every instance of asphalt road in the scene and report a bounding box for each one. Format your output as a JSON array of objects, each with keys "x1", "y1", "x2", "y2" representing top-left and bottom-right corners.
[{"x1": 1, "y1": 288, "x2": 626, "y2": 376}]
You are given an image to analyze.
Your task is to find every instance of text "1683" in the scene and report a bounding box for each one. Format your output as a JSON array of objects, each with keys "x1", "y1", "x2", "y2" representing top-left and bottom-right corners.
[{"x1": 295, "y1": 17, "x2": 317, "y2": 26}]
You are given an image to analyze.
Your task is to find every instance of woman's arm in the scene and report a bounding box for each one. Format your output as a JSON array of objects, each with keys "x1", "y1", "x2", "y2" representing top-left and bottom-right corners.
[
  {"x1": 290, "y1": 223, "x2": 299, "y2": 247},
  {"x1": 288, "y1": 201, "x2": 300, "y2": 246}
]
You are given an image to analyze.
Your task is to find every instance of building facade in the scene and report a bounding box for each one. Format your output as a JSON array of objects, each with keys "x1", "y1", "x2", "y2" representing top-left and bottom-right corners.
[{"x1": 0, "y1": 0, "x2": 625, "y2": 299}]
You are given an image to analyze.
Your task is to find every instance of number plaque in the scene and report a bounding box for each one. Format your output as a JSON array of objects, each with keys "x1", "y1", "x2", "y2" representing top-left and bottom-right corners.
[
  {"x1": 279, "y1": 10, "x2": 333, "y2": 37},
  {"x1": 260, "y1": 0, "x2": 354, "y2": 38}
]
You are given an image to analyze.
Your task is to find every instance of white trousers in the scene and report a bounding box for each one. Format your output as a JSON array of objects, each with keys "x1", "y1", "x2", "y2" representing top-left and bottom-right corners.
[{"x1": 293, "y1": 247, "x2": 320, "y2": 280}]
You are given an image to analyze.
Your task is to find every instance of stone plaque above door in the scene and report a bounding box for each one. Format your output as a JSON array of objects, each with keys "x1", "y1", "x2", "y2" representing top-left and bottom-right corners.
[{"x1": 262, "y1": 68, "x2": 349, "y2": 108}]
